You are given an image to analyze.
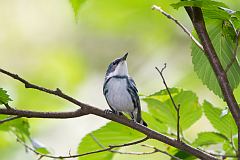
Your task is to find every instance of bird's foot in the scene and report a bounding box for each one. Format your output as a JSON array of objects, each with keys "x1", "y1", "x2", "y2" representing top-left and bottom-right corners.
[
  {"x1": 104, "y1": 109, "x2": 123, "y2": 116},
  {"x1": 104, "y1": 109, "x2": 113, "y2": 114}
]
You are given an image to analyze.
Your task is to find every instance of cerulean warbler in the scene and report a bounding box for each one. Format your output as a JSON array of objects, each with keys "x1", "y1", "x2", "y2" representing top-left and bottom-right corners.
[{"x1": 103, "y1": 53, "x2": 147, "y2": 126}]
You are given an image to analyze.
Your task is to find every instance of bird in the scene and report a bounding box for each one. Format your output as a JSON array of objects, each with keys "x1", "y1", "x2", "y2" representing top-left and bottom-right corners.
[{"x1": 103, "y1": 52, "x2": 147, "y2": 126}]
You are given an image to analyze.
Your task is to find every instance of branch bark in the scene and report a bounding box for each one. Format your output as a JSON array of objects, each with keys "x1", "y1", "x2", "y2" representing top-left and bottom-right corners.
[
  {"x1": 184, "y1": 6, "x2": 240, "y2": 159},
  {"x1": 0, "y1": 68, "x2": 217, "y2": 160}
]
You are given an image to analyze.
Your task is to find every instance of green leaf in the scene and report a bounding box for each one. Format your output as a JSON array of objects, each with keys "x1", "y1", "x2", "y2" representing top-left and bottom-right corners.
[
  {"x1": 142, "y1": 112, "x2": 168, "y2": 133},
  {"x1": 203, "y1": 101, "x2": 237, "y2": 138},
  {"x1": 173, "y1": 150, "x2": 196, "y2": 160},
  {"x1": 171, "y1": 0, "x2": 227, "y2": 10},
  {"x1": 0, "y1": 117, "x2": 30, "y2": 142},
  {"x1": 203, "y1": 8, "x2": 230, "y2": 20},
  {"x1": 143, "y1": 88, "x2": 202, "y2": 131},
  {"x1": 0, "y1": 88, "x2": 12, "y2": 105},
  {"x1": 192, "y1": 132, "x2": 228, "y2": 147},
  {"x1": 223, "y1": 140, "x2": 235, "y2": 155},
  {"x1": 192, "y1": 19, "x2": 240, "y2": 98},
  {"x1": 35, "y1": 148, "x2": 50, "y2": 154},
  {"x1": 69, "y1": 0, "x2": 86, "y2": 18},
  {"x1": 78, "y1": 122, "x2": 144, "y2": 160},
  {"x1": 231, "y1": 11, "x2": 240, "y2": 30}
]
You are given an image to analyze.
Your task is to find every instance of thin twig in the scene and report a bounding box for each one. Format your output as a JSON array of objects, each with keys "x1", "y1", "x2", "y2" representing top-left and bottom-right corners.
[
  {"x1": 225, "y1": 31, "x2": 240, "y2": 72},
  {"x1": 0, "y1": 115, "x2": 21, "y2": 124},
  {"x1": 142, "y1": 144, "x2": 182, "y2": 160},
  {"x1": 152, "y1": 5, "x2": 204, "y2": 51},
  {"x1": 155, "y1": 64, "x2": 181, "y2": 141},
  {"x1": 17, "y1": 137, "x2": 150, "y2": 159},
  {"x1": 4, "y1": 103, "x2": 12, "y2": 110}
]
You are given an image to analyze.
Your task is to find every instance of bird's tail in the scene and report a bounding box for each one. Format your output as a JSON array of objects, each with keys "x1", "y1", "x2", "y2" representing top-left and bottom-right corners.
[
  {"x1": 140, "y1": 119, "x2": 148, "y2": 127},
  {"x1": 135, "y1": 108, "x2": 148, "y2": 127}
]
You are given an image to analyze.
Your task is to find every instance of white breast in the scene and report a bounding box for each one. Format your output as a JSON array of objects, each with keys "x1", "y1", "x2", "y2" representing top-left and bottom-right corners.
[{"x1": 105, "y1": 77, "x2": 134, "y2": 112}]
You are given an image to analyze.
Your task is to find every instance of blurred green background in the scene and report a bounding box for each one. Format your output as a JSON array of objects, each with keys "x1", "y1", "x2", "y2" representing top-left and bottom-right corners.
[{"x1": 0, "y1": 0, "x2": 240, "y2": 159}]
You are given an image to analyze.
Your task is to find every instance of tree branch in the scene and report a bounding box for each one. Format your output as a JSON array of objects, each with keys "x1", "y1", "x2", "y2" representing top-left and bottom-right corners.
[
  {"x1": 155, "y1": 64, "x2": 181, "y2": 141},
  {"x1": 152, "y1": 5, "x2": 203, "y2": 51},
  {"x1": 0, "y1": 115, "x2": 21, "y2": 124},
  {"x1": 184, "y1": 7, "x2": 240, "y2": 159},
  {"x1": 0, "y1": 68, "x2": 217, "y2": 160}
]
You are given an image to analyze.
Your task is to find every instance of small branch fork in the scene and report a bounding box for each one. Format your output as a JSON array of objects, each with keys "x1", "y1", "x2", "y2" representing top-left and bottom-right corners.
[
  {"x1": 151, "y1": 5, "x2": 204, "y2": 51},
  {"x1": 155, "y1": 64, "x2": 181, "y2": 141},
  {"x1": 0, "y1": 115, "x2": 21, "y2": 124},
  {"x1": 0, "y1": 68, "x2": 217, "y2": 159}
]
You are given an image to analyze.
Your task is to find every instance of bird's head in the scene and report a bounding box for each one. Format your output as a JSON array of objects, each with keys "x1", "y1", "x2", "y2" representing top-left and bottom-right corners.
[{"x1": 105, "y1": 53, "x2": 129, "y2": 79}]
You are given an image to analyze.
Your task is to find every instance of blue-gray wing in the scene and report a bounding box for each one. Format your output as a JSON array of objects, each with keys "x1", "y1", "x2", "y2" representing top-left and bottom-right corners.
[
  {"x1": 103, "y1": 78, "x2": 110, "y2": 96},
  {"x1": 127, "y1": 77, "x2": 140, "y2": 109}
]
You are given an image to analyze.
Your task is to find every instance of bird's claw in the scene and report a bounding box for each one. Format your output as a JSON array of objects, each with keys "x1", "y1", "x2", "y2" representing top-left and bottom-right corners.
[
  {"x1": 104, "y1": 109, "x2": 113, "y2": 114},
  {"x1": 104, "y1": 109, "x2": 123, "y2": 116}
]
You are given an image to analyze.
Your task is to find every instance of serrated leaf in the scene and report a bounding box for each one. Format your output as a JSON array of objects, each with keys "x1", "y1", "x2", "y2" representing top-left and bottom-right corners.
[
  {"x1": 143, "y1": 89, "x2": 202, "y2": 131},
  {"x1": 0, "y1": 88, "x2": 12, "y2": 105},
  {"x1": 203, "y1": 101, "x2": 237, "y2": 138},
  {"x1": 78, "y1": 122, "x2": 144, "y2": 160},
  {"x1": 192, "y1": 19, "x2": 240, "y2": 98},
  {"x1": 0, "y1": 117, "x2": 30, "y2": 142},
  {"x1": 69, "y1": 0, "x2": 86, "y2": 19},
  {"x1": 192, "y1": 132, "x2": 228, "y2": 147},
  {"x1": 171, "y1": 0, "x2": 227, "y2": 10}
]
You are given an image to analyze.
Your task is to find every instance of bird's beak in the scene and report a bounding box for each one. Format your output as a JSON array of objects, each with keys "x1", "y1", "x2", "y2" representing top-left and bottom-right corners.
[{"x1": 121, "y1": 52, "x2": 128, "y2": 61}]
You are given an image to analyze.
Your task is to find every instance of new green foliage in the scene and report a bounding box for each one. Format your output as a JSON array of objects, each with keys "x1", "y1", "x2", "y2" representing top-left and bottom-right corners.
[
  {"x1": 0, "y1": 116, "x2": 30, "y2": 142},
  {"x1": 203, "y1": 101, "x2": 237, "y2": 138},
  {"x1": 0, "y1": 88, "x2": 12, "y2": 105},
  {"x1": 171, "y1": 0, "x2": 227, "y2": 10},
  {"x1": 192, "y1": 132, "x2": 228, "y2": 147},
  {"x1": 77, "y1": 122, "x2": 145, "y2": 160},
  {"x1": 142, "y1": 112, "x2": 168, "y2": 134},
  {"x1": 69, "y1": 0, "x2": 86, "y2": 18},
  {"x1": 143, "y1": 88, "x2": 202, "y2": 131},
  {"x1": 192, "y1": 20, "x2": 240, "y2": 98}
]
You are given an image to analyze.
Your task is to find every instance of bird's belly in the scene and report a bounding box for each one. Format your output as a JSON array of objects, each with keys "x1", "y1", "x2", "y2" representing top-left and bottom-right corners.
[{"x1": 106, "y1": 79, "x2": 134, "y2": 112}]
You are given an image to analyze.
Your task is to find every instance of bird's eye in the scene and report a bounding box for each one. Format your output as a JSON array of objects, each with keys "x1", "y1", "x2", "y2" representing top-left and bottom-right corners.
[{"x1": 113, "y1": 61, "x2": 118, "y2": 65}]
